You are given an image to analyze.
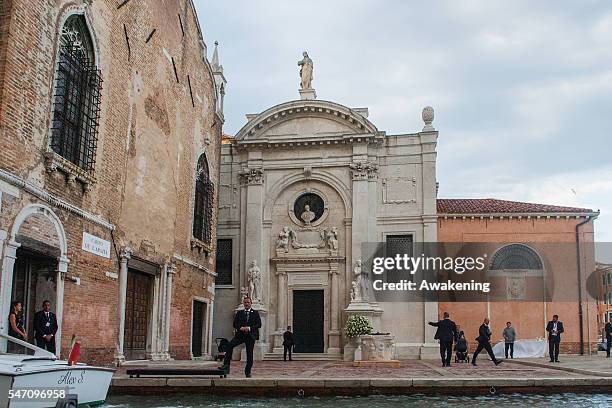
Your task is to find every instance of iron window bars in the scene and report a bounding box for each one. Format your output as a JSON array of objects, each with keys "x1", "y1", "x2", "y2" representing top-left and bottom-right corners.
[
  {"x1": 193, "y1": 155, "x2": 214, "y2": 244},
  {"x1": 50, "y1": 18, "x2": 102, "y2": 173}
]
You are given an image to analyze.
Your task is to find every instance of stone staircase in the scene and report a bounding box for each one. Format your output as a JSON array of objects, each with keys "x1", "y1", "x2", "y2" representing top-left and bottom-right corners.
[{"x1": 263, "y1": 352, "x2": 343, "y2": 361}]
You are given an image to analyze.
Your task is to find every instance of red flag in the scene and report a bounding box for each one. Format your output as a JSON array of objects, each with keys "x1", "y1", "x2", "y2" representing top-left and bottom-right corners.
[{"x1": 68, "y1": 341, "x2": 81, "y2": 366}]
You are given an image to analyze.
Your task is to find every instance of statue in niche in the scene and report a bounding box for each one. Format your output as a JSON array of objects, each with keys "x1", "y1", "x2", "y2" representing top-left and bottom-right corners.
[
  {"x1": 276, "y1": 227, "x2": 291, "y2": 252},
  {"x1": 326, "y1": 227, "x2": 338, "y2": 251},
  {"x1": 298, "y1": 51, "x2": 313, "y2": 90},
  {"x1": 247, "y1": 260, "x2": 262, "y2": 303},
  {"x1": 353, "y1": 259, "x2": 370, "y2": 302},
  {"x1": 300, "y1": 204, "x2": 315, "y2": 226}
]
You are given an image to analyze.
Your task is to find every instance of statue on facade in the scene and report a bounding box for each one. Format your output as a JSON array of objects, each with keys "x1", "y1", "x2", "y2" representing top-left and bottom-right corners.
[
  {"x1": 352, "y1": 259, "x2": 370, "y2": 302},
  {"x1": 298, "y1": 51, "x2": 313, "y2": 90},
  {"x1": 326, "y1": 227, "x2": 338, "y2": 251},
  {"x1": 276, "y1": 227, "x2": 291, "y2": 252},
  {"x1": 247, "y1": 260, "x2": 262, "y2": 303},
  {"x1": 300, "y1": 204, "x2": 315, "y2": 226}
]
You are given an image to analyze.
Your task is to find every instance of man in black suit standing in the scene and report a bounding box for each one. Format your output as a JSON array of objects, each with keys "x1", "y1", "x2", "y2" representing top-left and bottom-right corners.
[
  {"x1": 33, "y1": 300, "x2": 58, "y2": 354},
  {"x1": 428, "y1": 311, "x2": 458, "y2": 367},
  {"x1": 546, "y1": 314, "x2": 564, "y2": 362},
  {"x1": 471, "y1": 317, "x2": 502, "y2": 366},
  {"x1": 605, "y1": 321, "x2": 612, "y2": 358},
  {"x1": 282, "y1": 325, "x2": 294, "y2": 362},
  {"x1": 219, "y1": 297, "x2": 261, "y2": 377}
]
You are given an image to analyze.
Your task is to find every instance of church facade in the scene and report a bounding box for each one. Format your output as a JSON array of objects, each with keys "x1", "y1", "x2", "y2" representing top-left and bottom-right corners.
[{"x1": 214, "y1": 77, "x2": 439, "y2": 359}]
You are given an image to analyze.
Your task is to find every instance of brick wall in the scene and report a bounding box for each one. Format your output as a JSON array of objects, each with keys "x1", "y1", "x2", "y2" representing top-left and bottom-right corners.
[{"x1": 0, "y1": 0, "x2": 221, "y2": 365}]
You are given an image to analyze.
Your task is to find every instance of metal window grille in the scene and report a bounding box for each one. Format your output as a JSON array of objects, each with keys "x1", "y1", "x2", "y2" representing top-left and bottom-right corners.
[
  {"x1": 193, "y1": 155, "x2": 214, "y2": 244},
  {"x1": 215, "y1": 239, "x2": 233, "y2": 285},
  {"x1": 489, "y1": 244, "x2": 543, "y2": 270},
  {"x1": 385, "y1": 235, "x2": 413, "y2": 283},
  {"x1": 50, "y1": 19, "x2": 102, "y2": 172}
]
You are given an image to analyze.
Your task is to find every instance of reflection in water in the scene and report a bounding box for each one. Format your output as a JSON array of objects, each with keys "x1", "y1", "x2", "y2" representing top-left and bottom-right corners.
[{"x1": 102, "y1": 393, "x2": 612, "y2": 408}]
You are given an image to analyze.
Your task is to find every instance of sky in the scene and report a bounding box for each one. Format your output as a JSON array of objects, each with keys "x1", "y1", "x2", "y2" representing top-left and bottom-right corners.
[{"x1": 194, "y1": 0, "x2": 612, "y2": 250}]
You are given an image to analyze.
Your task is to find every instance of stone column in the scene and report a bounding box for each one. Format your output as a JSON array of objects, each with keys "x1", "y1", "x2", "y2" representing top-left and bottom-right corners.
[
  {"x1": 328, "y1": 264, "x2": 341, "y2": 354},
  {"x1": 115, "y1": 246, "x2": 131, "y2": 364},
  {"x1": 276, "y1": 269, "x2": 287, "y2": 331},
  {"x1": 55, "y1": 254, "x2": 69, "y2": 358},
  {"x1": 0, "y1": 238, "x2": 20, "y2": 352},
  {"x1": 241, "y1": 167, "x2": 264, "y2": 278},
  {"x1": 350, "y1": 160, "x2": 370, "y2": 263},
  {"x1": 163, "y1": 263, "x2": 176, "y2": 360}
]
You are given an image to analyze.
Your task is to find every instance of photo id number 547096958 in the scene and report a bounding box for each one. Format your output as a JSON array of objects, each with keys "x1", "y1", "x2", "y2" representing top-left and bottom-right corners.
[{"x1": 8, "y1": 387, "x2": 67, "y2": 401}]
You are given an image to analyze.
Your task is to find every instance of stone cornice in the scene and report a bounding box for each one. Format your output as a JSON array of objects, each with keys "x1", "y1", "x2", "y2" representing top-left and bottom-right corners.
[
  {"x1": 235, "y1": 132, "x2": 385, "y2": 150},
  {"x1": 236, "y1": 99, "x2": 380, "y2": 140},
  {"x1": 0, "y1": 168, "x2": 115, "y2": 230}
]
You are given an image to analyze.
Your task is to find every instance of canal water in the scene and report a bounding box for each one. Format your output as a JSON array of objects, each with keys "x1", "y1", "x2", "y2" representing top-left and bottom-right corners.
[{"x1": 102, "y1": 393, "x2": 612, "y2": 407}]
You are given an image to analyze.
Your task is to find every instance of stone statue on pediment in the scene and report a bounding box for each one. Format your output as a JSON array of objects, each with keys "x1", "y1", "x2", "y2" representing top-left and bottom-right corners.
[
  {"x1": 326, "y1": 227, "x2": 338, "y2": 251},
  {"x1": 298, "y1": 51, "x2": 313, "y2": 90},
  {"x1": 276, "y1": 227, "x2": 291, "y2": 252}
]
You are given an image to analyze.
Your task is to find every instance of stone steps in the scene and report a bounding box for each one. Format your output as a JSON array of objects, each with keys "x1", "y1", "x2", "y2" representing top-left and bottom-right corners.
[{"x1": 263, "y1": 353, "x2": 343, "y2": 361}]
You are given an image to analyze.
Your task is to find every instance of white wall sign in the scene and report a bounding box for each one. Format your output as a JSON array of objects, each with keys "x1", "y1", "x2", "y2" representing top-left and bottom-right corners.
[{"x1": 82, "y1": 232, "x2": 111, "y2": 258}]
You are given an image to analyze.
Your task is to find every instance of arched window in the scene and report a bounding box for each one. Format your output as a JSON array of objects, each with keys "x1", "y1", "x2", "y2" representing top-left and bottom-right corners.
[
  {"x1": 193, "y1": 154, "x2": 214, "y2": 244},
  {"x1": 489, "y1": 244, "x2": 543, "y2": 270},
  {"x1": 50, "y1": 15, "x2": 102, "y2": 172}
]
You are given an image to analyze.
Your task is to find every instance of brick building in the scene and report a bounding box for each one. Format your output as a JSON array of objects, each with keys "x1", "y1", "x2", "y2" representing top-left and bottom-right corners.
[
  {"x1": 438, "y1": 198, "x2": 599, "y2": 354},
  {"x1": 596, "y1": 262, "x2": 612, "y2": 338},
  {"x1": 0, "y1": 0, "x2": 226, "y2": 365}
]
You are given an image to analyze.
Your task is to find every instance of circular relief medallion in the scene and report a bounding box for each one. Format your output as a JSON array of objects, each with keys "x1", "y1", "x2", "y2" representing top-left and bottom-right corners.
[{"x1": 294, "y1": 193, "x2": 324, "y2": 225}]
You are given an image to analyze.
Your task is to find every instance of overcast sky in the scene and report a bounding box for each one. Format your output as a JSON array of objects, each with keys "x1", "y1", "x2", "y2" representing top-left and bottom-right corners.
[{"x1": 194, "y1": 0, "x2": 612, "y2": 249}]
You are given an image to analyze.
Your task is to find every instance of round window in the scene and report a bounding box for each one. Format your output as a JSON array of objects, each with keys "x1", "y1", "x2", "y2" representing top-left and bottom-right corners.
[{"x1": 294, "y1": 193, "x2": 324, "y2": 225}]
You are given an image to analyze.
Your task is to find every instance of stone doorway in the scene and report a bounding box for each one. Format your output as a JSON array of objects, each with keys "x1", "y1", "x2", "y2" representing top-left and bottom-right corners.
[
  {"x1": 123, "y1": 269, "x2": 153, "y2": 360},
  {"x1": 191, "y1": 300, "x2": 207, "y2": 358},
  {"x1": 292, "y1": 290, "x2": 324, "y2": 353}
]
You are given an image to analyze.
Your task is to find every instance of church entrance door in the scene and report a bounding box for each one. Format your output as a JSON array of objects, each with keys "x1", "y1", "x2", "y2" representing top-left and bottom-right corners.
[{"x1": 292, "y1": 290, "x2": 324, "y2": 353}]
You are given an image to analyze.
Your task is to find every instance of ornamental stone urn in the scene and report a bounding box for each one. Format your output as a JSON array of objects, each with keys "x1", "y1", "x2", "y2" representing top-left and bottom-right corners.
[{"x1": 353, "y1": 333, "x2": 400, "y2": 367}]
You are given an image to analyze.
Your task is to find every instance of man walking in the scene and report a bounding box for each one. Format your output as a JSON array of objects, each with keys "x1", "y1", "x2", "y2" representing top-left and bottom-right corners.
[
  {"x1": 282, "y1": 326, "x2": 294, "y2": 361},
  {"x1": 546, "y1": 314, "x2": 564, "y2": 363},
  {"x1": 218, "y1": 297, "x2": 261, "y2": 377},
  {"x1": 471, "y1": 317, "x2": 502, "y2": 366},
  {"x1": 428, "y1": 311, "x2": 458, "y2": 367},
  {"x1": 605, "y1": 320, "x2": 612, "y2": 358},
  {"x1": 33, "y1": 300, "x2": 58, "y2": 354},
  {"x1": 503, "y1": 321, "x2": 516, "y2": 358}
]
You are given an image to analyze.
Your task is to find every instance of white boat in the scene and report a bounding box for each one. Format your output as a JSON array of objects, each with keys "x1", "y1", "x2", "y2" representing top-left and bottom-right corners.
[{"x1": 0, "y1": 334, "x2": 114, "y2": 408}]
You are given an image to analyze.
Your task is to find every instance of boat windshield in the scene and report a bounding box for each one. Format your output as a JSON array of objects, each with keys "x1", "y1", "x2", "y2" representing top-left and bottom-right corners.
[{"x1": 0, "y1": 333, "x2": 56, "y2": 358}]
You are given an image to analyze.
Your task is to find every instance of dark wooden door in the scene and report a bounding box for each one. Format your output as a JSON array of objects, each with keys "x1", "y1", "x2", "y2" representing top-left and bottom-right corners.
[
  {"x1": 292, "y1": 290, "x2": 324, "y2": 353},
  {"x1": 124, "y1": 270, "x2": 152, "y2": 360},
  {"x1": 191, "y1": 300, "x2": 206, "y2": 357}
]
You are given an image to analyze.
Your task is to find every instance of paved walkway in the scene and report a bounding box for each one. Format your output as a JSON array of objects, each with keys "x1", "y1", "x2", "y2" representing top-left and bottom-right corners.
[{"x1": 114, "y1": 357, "x2": 610, "y2": 379}]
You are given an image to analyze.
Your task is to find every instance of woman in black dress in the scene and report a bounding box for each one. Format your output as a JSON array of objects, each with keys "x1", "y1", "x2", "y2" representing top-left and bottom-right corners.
[{"x1": 8, "y1": 301, "x2": 27, "y2": 353}]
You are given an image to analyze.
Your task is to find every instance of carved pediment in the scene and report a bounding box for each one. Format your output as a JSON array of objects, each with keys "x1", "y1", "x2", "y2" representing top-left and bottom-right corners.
[{"x1": 236, "y1": 100, "x2": 379, "y2": 142}]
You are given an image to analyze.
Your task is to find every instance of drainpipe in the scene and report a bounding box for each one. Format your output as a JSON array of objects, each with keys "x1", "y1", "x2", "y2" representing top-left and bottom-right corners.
[{"x1": 575, "y1": 215, "x2": 596, "y2": 355}]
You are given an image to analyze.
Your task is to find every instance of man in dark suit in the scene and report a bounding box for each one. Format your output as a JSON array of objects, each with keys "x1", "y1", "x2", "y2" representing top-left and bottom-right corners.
[
  {"x1": 605, "y1": 321, "x2": 612, "y2": 358},
  {"x1": 428, "y1": 311, "x2": 458, "y2": 367},
  {"x1": 546, "y1": 314, "x2": 564, "y2": 362},
  {"x1": 218, "y1": 297, "x2": 261, "y2": 377},
  {"x1": 282, "y1": 326, "x2": 294, "y2": 362},
  {"x1": 33, "y1": 300, "x2": 58, "y2": 354},
  {"x1": 471, "y1": 317, "x2": 502, "y2": 366}
]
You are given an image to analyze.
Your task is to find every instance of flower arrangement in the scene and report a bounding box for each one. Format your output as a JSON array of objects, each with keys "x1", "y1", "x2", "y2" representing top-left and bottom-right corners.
[{"x1": 345, "y1": 315, "x2": 373, "y2": 338}]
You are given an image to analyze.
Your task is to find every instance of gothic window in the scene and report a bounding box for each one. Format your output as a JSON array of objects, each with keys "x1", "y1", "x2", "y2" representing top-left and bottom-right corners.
[
  {"x1": 50, "y1": 15, "x2": 102, "y2": 172},
  {"x1": 489, "y1": 244, "x2": 543, "y2": 270},
  {"x1": 193, "y1": 154, "x2": 214, "y2": 244},
  {"x1": 215, "y1": 239, "x2": 232, "y2": 285}
]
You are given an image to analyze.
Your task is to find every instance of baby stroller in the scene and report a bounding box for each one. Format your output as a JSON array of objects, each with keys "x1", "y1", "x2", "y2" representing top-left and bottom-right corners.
[
  {"x1": 455, "y1": 335, "x2": 469, "y2": 363},
  {"x1": 215, "y1": 337, "x2": 229, "y2": 361}
]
